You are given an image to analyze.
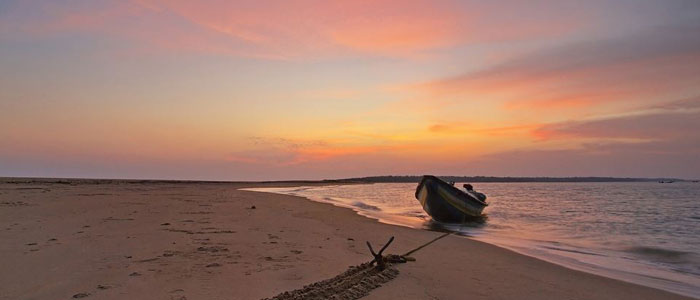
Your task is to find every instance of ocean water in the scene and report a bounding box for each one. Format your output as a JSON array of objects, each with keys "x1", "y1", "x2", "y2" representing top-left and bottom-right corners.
[{"x1": 244, "y1": 182, "x2": 700, "y2": 298}]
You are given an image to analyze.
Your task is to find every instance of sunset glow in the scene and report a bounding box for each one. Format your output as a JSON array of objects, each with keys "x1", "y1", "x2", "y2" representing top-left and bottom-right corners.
[{"x1": 1, "y1": 0, "x2": 699, "y2": 180}]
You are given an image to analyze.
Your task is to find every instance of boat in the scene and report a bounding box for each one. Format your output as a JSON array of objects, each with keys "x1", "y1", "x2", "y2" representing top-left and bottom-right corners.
[{"x1": 415, "y1": 175, "x2": 488, "y2": 223}]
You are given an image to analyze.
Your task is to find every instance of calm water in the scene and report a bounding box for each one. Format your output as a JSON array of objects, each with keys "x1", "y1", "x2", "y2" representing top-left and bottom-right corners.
[{"x1": 245, "y1": 182, "x2": 700, "y2": 298}]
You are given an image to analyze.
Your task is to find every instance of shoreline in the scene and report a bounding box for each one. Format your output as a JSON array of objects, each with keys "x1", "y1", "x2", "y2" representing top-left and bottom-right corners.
[
  {"x1": 247, "y1": 184, "x2": 700, "y2": 299},
  {"x1": 0, "y1": 179, "x2": 694, "y2": 299}
]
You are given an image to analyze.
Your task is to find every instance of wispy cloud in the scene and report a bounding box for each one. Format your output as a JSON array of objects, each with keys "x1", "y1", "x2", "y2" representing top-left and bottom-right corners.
[
  {"x1": 417, "y1": 23, "x2": 700, "y2": 114},
  {"x1": 459, "y1": 98, "x2": 700, "y2": 178},
  {"x1": 1, "y1": 0, "x2": 595, "y2": 60},
  {"x1": 429, "y1": 123, "x2": 538, "y2": 137},
  {"x1": 532, "y1": 97, "x2": 700, "y2": 141},
  {"x1": 225, "y1": 136, "x2": 403, "y2": 166}
]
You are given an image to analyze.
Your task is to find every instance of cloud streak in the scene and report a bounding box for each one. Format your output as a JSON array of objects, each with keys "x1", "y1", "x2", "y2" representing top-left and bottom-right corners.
[
  {"x1": 1, "y1": 0, "x2": 597, "y2": 59},
  {"x1": 533, "y1": 97, "x2": 700, "y2": 141},
  {"x1": 420, "y1": 23, "x2": 700, "y2": 114},
  {"x1": 461, "y1": 98, "x2": 700, "y2": 178}
]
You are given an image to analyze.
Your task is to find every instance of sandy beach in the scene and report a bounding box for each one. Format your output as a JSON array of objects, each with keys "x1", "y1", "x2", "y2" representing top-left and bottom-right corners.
[{"x1": 0, "y1": 179, "x2": 693, "y2": 300}]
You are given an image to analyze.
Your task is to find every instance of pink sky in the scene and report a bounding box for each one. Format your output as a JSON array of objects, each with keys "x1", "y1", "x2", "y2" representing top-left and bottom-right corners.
[{"x1": 1, "y1": 0, "x2": 699, "y2": 180}]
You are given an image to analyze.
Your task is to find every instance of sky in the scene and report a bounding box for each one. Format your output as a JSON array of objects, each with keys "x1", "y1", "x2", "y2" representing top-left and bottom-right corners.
[{"x1": 1, "y1": 0, "x2": 699, "y2": 180}]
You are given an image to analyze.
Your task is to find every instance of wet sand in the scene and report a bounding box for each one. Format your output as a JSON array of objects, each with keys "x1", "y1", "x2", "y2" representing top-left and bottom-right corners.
[{"x1": 0, "y1": 179, "x2": 693, "y2": 299}]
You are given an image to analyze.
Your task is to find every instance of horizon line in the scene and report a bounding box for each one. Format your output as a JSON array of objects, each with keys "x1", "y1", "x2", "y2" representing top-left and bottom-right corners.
[{"x1": 1, "y1": 175, "x2": 694, "y2": 183}]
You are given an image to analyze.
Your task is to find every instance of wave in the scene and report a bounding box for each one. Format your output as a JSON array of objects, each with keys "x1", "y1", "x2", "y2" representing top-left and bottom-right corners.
[
  {"x1": 398, "y1": 210, "x2": 428, "y2": 218},
  {"x1": 541, "y1": 245, "x2": 605, "y2": 257},
  {"x1": 351, "y1": 201, "x2": 381, "y2": 211},
  {"x1": 626, "y1": 246, "x2": 694, "y2": 261}
]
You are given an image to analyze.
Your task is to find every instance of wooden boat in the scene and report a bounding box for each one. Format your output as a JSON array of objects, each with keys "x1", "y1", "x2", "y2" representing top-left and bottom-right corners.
[{"x1": 414, "y1": 175, "x2": 488, "y2": 223}]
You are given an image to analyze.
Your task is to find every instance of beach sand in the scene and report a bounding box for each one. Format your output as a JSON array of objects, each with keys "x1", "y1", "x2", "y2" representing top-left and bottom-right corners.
[{"x1": 0, "y1": 179, "x2": 693, "y2": 300}]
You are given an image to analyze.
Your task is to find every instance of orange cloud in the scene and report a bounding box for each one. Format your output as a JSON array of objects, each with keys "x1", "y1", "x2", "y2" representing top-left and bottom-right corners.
[
  {"x1": 132, "y1": 0, "x2": 467, "y2": 58},
  {"x1": 429, "y1": 123, "x2": 538, "y2": 137},
  {"x1": 6, "y1": 0, "x2": 589, "y2": 60},
  {"x1": 502, "y1": 91, "x2": 621, "y2": 112},
  {"x1": 411, "y1": 27, "x2": 700, "y2": 117},
  {"x1": 531, "y1": 97, "x2": 700, "y2": 141},
  {"x1": 225, "y1": 136, "x2": 412, "y2": 166}
]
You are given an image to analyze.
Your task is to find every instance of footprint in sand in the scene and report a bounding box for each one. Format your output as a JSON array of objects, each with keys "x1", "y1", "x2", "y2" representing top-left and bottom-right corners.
[
  {"x1": 72, "y1": 292, "x2": 90, "y2": 298},
  {"x1": 169, "y1": 289, "x2": 187, "y2": 300},
  {"x1": 196, "y1": 246, "x2": 228, "y2": 253}
]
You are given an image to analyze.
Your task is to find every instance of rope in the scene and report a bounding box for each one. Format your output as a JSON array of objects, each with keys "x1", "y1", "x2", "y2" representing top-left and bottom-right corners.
[
  {"x1": 400, "y1": 187, "x2": 472, "y2": 258},
  {"x1": 402, "y1": 195, "x2": 468, "y2": 257},
  {"x1": 402, "y1": 232, "x2": 453, "y2": 257}
]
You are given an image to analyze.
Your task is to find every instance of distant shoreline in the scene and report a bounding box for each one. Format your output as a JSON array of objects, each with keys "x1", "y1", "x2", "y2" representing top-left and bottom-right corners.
[
  {"x1": 344, "y1": 175, "x2": 692, "y2": 183},
  {"x1": 1, "y1": 175, "x2": 691, "y2": 184}
]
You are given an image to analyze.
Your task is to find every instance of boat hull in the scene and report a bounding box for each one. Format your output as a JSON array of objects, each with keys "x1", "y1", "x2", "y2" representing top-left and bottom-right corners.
[{"x1": 415, "y1": 175, "x2": 487, "y2": 223}]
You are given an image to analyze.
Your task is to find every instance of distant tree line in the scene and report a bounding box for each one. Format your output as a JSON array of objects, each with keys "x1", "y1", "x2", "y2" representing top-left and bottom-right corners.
[{"x1": 342, "y1": 175, "x2": 685, "y2": 183}]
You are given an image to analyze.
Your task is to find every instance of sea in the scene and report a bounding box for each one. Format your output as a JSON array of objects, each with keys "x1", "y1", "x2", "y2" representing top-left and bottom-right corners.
[{"x1": 244, "y1": 182, "x2": 700, "y2": 298}]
